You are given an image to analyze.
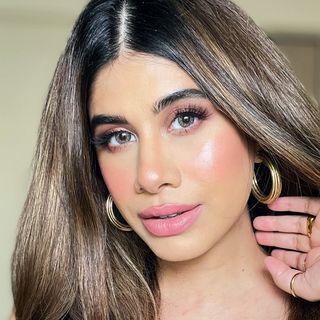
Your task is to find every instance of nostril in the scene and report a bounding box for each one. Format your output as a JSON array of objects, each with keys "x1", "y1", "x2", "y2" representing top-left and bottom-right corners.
[{"x1": 134, "y1": 181, "x2": 145, "y2": 194}]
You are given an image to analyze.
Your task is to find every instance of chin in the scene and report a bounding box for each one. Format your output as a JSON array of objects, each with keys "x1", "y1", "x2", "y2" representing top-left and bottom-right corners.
[{"x1": 146, "y1": 236, "x2": 213, "y2": 263}]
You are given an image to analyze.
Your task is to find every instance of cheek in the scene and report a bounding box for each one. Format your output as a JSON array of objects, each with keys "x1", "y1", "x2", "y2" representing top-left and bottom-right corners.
[
  {"x1": 185, "y1": 127, "x2": 252, "y2": 188},
  {"x1": 214, "y1": 132, "x2": 251, "y2": 180},
  {"x1": 98, "y1": 156, "x2": 134, "y2": 201},
  {"x1": 191, "y1": 140, "x2": 216, "y2": 177}
]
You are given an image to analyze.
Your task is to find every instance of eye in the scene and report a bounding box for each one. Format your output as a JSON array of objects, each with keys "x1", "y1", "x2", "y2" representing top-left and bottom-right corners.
[
  {"x1": 172, "y1": 114, "x2": 196, "y2": 129},
  {"x1": 110, "y1": 131, "x2": 135, "y2": 145},
  {"x1": 170, "y1": 106, "x2": 209, "y2": 131},
  {"x1": 91, "y1": 129, "x2": 137, "y2": 151}
]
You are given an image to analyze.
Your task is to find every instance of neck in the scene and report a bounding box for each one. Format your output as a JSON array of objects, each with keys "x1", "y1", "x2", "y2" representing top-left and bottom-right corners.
[{"x1": 157, "y1": 209, "x2": 288, "y2": 319}]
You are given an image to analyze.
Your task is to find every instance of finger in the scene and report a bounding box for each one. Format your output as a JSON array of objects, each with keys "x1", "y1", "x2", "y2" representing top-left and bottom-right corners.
[
  {"x1": 265, "y1": 256, "x2": 319, "y2": 301},
  {"x1": 253, "y1": 215, "x2": 307, "y2": 235},
  {"x1": 254, "y1": 215, "x2": 320, "y2": 246},
  {"x1": 271, "y1": 249, "x2": 307, "y2": 271},
  {"x1": 310, "y1": 216, "x2": 320, "y2": 247},
  {"x1": 305, "y1": 247, "x2": 320, "y2": 268},
  {"x1": 255, "y1": 231, "x2": 311, "y2": 252},
  {"x1": 268, "y1": 197, "x2": 320, "y2": 216},
  {"x1": 267, "y1": 196, "x2": 320, "y2": 246}
]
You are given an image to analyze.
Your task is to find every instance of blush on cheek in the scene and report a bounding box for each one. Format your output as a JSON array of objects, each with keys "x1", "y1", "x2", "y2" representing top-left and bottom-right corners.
[
  {"x1": 178, "y1": 139, "x2": 217, "y2": 183},
  {"x1": 193, "y1": 140, "x2": 216, "y2": 177},
  {"x1": 190, "y1": 129, "x2": 250, "y2": 182},
  {"x1": 215, "y1": 134, "x2": 250, "y2": 178},
  {"x1": 100, "y1": 164, "x2": 133, "y2": 199}
]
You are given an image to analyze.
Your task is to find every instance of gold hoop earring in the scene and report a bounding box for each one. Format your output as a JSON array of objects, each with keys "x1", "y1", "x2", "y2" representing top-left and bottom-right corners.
[
  {"x1": 252, "y1": 154, "x2": 282, "y2": 204},
  {"x1": 106, "y1": 195, "x2": 132, "y2": 232}
]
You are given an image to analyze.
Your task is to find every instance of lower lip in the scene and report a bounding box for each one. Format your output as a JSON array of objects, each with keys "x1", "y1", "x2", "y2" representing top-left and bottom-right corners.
[{"x1": 141, "y1": 205, "x2": 202, "y2": 237}]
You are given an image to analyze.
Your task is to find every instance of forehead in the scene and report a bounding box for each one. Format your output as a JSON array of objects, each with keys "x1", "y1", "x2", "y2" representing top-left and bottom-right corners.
[{"x1": 89, "y1": 52, "x2": 199, "y2": 116}]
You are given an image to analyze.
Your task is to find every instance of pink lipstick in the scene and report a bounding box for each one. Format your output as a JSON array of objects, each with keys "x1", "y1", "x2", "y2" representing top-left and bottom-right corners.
[{"x1": 139, "y1": 204, "x2": 202, "y2": 237}]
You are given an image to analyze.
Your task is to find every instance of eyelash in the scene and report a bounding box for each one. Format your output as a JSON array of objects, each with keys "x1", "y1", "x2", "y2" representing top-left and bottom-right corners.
[
  {"x1": 170, "y1": 105, "x2": 209, "y2": 131},
  {"x1": 91, "y1": 105, "x2": 210, "y2": 152}
]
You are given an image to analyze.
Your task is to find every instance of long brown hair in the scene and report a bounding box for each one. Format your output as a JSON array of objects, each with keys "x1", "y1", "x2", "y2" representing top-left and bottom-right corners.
[{"x1": 12, "y1": 0, "x2": 320, "y2": 319}]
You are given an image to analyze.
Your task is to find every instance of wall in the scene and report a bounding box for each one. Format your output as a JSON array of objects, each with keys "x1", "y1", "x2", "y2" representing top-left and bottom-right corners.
[
  {"x1": 0, "y1": 2, "x2": 86, "y2": 318},
  {"x1": 0, "y1": 1, "x2": 319, "y2": 318}
]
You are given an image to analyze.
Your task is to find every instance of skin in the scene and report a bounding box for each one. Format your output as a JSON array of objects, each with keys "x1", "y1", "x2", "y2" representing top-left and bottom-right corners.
[
  {"x1": 10, "y1": 197, "x2": 320, "y2": 320},
  {"x1": 89, "y1": 52, "x2": 288, "y2": 319},
  {"x1": 10, "y1": 55, "x2": 320, "y2": 320},
  {"x1": 11, "y1": 52, "x2": 319, "y2": 319},
  {"x1": 254, "y1": 196, "x2": 320, "y2": 301}
]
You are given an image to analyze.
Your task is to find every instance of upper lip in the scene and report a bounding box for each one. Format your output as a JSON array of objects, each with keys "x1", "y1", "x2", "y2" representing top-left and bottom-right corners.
[{"x1": 139, "y1": 203, "x2": 198, "y2": 219}]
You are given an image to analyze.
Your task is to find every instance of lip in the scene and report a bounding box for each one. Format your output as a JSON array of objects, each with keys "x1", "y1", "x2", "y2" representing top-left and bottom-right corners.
[
  {"x1": 139, "y1": 204, "x2": 202, "y2": 237},
  {"x1": 139, "y1": 203, "x2": 198, "y2": 219}
]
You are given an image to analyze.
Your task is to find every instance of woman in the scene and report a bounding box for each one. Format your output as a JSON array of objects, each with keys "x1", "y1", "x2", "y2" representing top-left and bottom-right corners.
[{"x1": 11, "y1": 0, "x2": 320, "y2": 319}]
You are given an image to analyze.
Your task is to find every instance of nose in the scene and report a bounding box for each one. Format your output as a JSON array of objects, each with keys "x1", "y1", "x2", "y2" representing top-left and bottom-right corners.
[{"x1": 134, "y1": 136, "x2": 181, "y2": 194}]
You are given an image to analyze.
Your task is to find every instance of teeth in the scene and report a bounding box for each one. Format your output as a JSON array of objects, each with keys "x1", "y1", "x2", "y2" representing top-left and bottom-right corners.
[{"x1": 158, "y1": 212, "x2": 181, "y2": 219}]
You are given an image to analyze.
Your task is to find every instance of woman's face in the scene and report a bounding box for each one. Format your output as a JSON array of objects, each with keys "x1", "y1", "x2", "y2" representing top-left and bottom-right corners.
[{"x1": 90, "y1": 52, "x2": 255, "y2": 262}]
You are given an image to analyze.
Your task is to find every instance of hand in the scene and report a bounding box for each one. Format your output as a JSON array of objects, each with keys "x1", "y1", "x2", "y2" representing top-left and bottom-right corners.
[{"x1": 253, "y1": 196, "x2": 320, "y2": 301}]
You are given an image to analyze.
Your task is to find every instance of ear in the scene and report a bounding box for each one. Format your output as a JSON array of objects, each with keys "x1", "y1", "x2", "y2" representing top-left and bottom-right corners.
[
  {"x1": 254, "y1": 154, "x2": 263, "y2": 164},
  {"x1": 253, "y1": 143, "x2": 262, "y2": 163}
]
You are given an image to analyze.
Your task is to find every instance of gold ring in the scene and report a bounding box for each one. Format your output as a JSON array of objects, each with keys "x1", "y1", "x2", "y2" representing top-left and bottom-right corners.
[
  {"x1": 307, "y1": 216, "x2": 315, "y2": 238},
  {"x1": 290, "y1": 272, "x2": 303, "y2": 298}
]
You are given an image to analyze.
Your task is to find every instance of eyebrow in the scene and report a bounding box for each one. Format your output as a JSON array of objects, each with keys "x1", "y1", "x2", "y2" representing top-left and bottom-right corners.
[
  {"x1": 90, "y1": 88, "x2": 206, "y2": 133},
  {"x1": 152, "y1": 88, "x2": 206, "y2": 113}
]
